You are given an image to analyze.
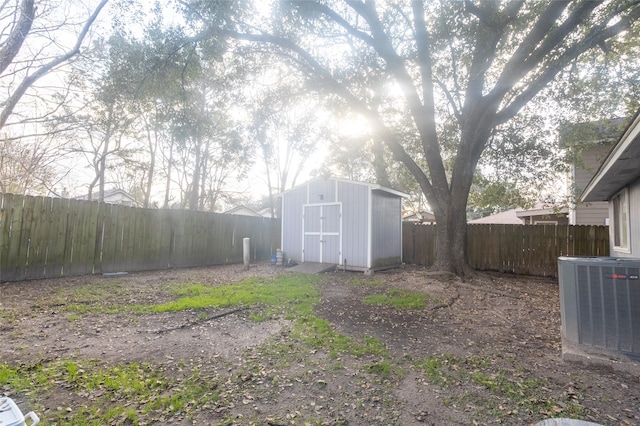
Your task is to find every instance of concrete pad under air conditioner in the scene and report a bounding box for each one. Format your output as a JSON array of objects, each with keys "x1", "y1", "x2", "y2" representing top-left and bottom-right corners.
[
  {"x1": 562, "y1": 338, "x2": 640, "y2": 376},
  {"x1": 534, "y1": 418, "x2": 602, "y2": 426}
]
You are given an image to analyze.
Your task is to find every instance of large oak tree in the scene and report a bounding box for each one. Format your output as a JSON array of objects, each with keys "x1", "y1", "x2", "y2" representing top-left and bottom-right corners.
[{"x1": 187, "y1": 1, "x2": 640, "y2": 275}]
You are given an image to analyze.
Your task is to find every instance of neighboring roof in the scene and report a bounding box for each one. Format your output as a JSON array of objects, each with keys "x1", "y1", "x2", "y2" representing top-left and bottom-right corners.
[
  {"x1": 469, "y1": 203, "x2": 568, "y2": 224},
  {"x1": 281, "y1": 176, "x2": 409, "y2": 198},
  {"x1": 257, "y1": 207, "x2": 275, "y2": 218},
  {"x1": 224, "y1": 205, "x2": 262, "y2": 217},
  {"x1": 582, "y1": 110, "x2": 640, "y2": 202},
  {"x1": 468, "y1": 208, "x2": 523, "y2": 224},
  {"x1": 75, "y1": 188, "x2": 139, "y2": 203},
  {"x1": 515, "y1": 204, "x2": 569, "y2": 219}
]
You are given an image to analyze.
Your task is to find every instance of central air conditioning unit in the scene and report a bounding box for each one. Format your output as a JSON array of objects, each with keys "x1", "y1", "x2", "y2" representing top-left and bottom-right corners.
[{"x1": 558, "y1": 257, "x2": 640, "y2": 365}]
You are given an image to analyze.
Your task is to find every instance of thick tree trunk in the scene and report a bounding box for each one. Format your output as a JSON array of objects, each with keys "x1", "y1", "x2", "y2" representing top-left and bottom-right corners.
[
  {"x1": 371, "y1": 136, "x2": 391, "y2": 187},
  {"x1": 430, "y1": 124, "x2": 488, "y2": 277},
  {"x1": 431, "y1": 205, "x2": 472, "y2": 276},
  {"x1": 143, "y1": 118, "x2": 157, "y2": 209},
  {"x1": 189, "y1": 140, "x2": 201, "y2": 210},
  {"x1": 163, "y1": 140, "x2": 174, "y2": 209}
]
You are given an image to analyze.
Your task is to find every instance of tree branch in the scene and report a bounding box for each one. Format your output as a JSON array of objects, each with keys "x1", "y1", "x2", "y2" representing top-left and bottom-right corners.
[
  {"x1": 463, "y1": 1, "x2": 503, "y2": 106},
  {"x1": 496, "y1": 2, "x2": 640, "y2": 124},
  {"x1": 0, "y1": 0, "x2": 109, "y2": 130},
  {"x1": 489, "y1": 1, "x2": 590, "y2": 102},
  {"x1": 304, "y1": 1, "x2": 376, "y2": 47},
  {"x1": 411, "y1": 0, "x2": 451, "y2": 204},
  {"x1": 0, "y1": 0, "x2": 34, "y2": 75},
  {"x1": 345, "y1": 0, "x2": 449, "y2": 204},
  {"x1": 231, "y1": 28, "x2": 438, "y2": 203}
]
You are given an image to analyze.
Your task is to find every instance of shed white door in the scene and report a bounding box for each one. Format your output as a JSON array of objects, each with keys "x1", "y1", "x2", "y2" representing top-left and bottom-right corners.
[{"x1": 302, "y1": 203, "x2": 341, "y2": 264}]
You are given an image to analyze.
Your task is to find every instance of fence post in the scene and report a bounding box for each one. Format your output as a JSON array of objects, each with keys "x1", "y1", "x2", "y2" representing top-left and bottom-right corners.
[{"x1": 243, "y1": 237, "x2": 250, "y2": 270}]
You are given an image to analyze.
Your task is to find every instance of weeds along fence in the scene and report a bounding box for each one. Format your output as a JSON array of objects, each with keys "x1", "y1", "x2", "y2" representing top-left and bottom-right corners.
[
  {"x1": 0, "y1": 193, "x2": 280, "y2": 282},
  {"x1": 403, "y1": 223, "x2": 610, "y2": 278}
]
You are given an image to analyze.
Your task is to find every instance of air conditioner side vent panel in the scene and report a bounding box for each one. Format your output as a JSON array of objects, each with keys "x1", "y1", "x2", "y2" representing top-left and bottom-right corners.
[{"x1": 559, "y1": 257, "x2": 640, "y2": 363}]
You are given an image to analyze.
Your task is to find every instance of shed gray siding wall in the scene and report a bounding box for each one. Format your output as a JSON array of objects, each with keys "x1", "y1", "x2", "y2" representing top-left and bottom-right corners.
[
  {"x1": 281, "y1": 177, "x2": 404, "y2": 270},
  {"x1": 338, "y1": 180, "x2": 369, "y2": 268},
  {"x1": 309, "y1": 179, "x2": 336, "y2": 203},
  {"x1": 281, "y1": 185, "x2": 307, "y2": 262},
  {"x1": 611, "y1": 178, "x2": 640, "y2": 258},
  {"x1": 371, "y1": 192, "x2": 402, "y2": 267}
]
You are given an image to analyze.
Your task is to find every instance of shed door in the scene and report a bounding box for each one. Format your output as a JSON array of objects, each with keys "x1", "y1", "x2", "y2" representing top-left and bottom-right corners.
[{"x1": 303, "y1": 203, "x2": 341, "y2": 264}]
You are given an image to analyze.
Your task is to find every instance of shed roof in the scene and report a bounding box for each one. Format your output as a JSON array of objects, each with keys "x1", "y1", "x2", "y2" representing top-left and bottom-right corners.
[
  {"x1": 281, "y1": 176, "x2": 409, "y2": 198},
  {"x1": 582, "y1": 110, "x2": 640, "y2": 202}
]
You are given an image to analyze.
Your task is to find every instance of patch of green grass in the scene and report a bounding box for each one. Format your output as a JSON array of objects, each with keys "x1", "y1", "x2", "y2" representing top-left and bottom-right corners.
[
  {"x1": 31, "y1": 274, "x2": 324, "y2": 320},
  {"x1": 366, "y1": 361, "x2": 402, "y2": 378},
  {"x1": 3, "y1": 273, "x2": 401, "y2": 425},
  {"x1": 8, "y1": 329, "x2": 23, "y2": 339},
  {"x1": 416, "y1": 354, "x2": 459, "y2": 385},
  {"x1": 149, "y1": 274, "x2": 389, "y2": 357},
  {"x1": 151, "y1": 274, "x2": 320, "y2": 315},
  {"x1": 0, "y1": 310, "x2": 19, "y2": 324},
  {"x1": 364, "y1": 289, "x2": 431, "y2": 309},
  {"x1": 415, "y1": 353, "x2": 586, "y2": 421},
  {"x1": 1, "y1": 359, "x2": 219, "y2": 426},
  {"x1": 419, "y1": 355, "x2": 444, "y2": 383},
  {"x1": 293, "y1": 315, "x2": 387, "y2": 358},
  {"x1": 1, "y1": 361, "x2": 58, "y2": 393}
]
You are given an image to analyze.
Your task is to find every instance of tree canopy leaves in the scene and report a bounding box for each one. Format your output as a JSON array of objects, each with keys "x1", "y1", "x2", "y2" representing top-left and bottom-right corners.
[{"x1": 201, "y1": 0, "x2": 640, "y2": 273}]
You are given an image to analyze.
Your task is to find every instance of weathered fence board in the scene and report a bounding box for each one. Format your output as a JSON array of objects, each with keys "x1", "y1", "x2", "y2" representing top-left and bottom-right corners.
[
  {"x1": 1, "y1": 191, "x2": 610, "y2": 282},
  {"x1": 0, "y1": 193, "x2": 280, "y2": 282},
  {"x1": 403, "y1": 223, "x2": 610, "y2": 278}
]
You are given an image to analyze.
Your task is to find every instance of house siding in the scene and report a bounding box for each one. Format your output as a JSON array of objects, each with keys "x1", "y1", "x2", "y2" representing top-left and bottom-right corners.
[
  {"x1": 610, "y1": 177, "x2": 640, "y2": 258},
  {"x1": 575, "y1": 203, "x2": 609, "y2": 225}
]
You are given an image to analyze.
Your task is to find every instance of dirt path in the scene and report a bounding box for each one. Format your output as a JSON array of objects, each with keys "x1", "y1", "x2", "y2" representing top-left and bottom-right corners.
[{"x1": 1, "y1": 264, "x2": 639, "y2": 425}]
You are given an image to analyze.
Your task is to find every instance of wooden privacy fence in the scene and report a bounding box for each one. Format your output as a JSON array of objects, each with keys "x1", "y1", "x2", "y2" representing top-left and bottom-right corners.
[
  {"x1": 0, "y1": 193, "x2": 280, "y2": 282},
  {"x1": 403, "y1": 223, "x2": 610, "y2": 278}
]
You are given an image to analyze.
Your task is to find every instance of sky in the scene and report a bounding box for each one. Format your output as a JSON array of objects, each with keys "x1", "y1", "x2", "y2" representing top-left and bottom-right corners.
[{"x1": 1, "y1": 0, "x2": 584, "y2": 213}]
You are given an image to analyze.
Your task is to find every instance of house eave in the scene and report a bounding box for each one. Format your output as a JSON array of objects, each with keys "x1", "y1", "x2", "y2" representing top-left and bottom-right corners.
[
  {"x1": 515, "y1": 207, "x2": 569, "y2": 218},
  {"x1": 582, "y1": 111, "x2": 640, "y2": 202}
]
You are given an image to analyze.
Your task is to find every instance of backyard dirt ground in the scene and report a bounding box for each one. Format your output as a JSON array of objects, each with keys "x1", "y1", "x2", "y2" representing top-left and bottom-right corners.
[{"x1": 1, "y1": 262, "x2": 639, "y2": 425}]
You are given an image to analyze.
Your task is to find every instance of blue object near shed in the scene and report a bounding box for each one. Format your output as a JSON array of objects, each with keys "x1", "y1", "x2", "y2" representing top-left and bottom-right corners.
[{"x1": 280, "y1": 176, "x2": 407, "y2": 273}]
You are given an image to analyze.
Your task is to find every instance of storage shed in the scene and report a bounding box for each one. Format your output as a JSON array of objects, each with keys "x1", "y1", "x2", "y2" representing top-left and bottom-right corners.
[{"x1": 280, "y1": 177, "x2": 407, "y2": 272}]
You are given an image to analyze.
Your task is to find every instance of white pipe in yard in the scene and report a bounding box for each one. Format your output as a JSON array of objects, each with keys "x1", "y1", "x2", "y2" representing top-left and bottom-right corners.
[{"x1": 243, "y1": 238, "x2": 250, "y2": 270}]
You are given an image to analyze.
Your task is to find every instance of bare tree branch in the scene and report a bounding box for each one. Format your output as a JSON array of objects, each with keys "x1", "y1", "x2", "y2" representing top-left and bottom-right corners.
[
  {"x1": 0, "y1": 0, "x2": 109, "y2": 130},
  {"x1": 495, "y1": 2, "x2": 640, "y2": 124},
  {"x1": 0, "y1": 0, "x2": 34, "y2": 75}
]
